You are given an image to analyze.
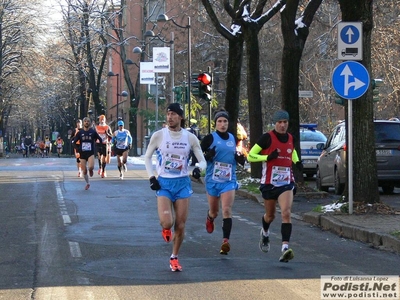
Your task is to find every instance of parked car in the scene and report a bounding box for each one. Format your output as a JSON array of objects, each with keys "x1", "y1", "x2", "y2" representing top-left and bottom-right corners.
[
  {"x1": 299, "y1": 124, "x2": 327, "y2": 177},
  {"x1": 316, "y1": 120, "x2": 400, "y2": 195}
]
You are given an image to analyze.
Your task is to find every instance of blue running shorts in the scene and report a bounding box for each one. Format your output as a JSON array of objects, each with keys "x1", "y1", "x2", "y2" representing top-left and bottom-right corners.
[
  {"x1": 157, "y1": 176, "x2": 193, "y2": 202},
  {"x1": 206, "y1": 181, "x2": 238, "y2": 197}
]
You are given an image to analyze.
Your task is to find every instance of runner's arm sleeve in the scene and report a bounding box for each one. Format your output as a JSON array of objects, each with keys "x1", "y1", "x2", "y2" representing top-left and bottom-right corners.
[
  {"x1": 247, "y1": 144, "x2": 268, "y2": 162},
  {"x1": 144, "y1": 131, "x2": 162, "y2": 178},
  {"x1": 292, "y1": 149, "x2": 300, "y2": 163},
  {"x1": 190, "y1": 134, "x2": 206, "y2": 170},
  {"x1": 127, "y1": 131, "x2": 132, "y2": 145}
]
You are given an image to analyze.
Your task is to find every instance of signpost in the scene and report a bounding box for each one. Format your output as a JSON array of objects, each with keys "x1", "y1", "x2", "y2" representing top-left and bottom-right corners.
[{"x1": 332, "y1": 61, "x2": 369, "y2": 214}]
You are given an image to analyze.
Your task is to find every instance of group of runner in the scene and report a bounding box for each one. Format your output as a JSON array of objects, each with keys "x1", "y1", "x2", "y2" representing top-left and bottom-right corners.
[
  {"x1": 143, "y1": 104, "x2": 302, "y2": 272},
  {"x1": 71, "y1": 115, "x2": 132, "y2": 190}
]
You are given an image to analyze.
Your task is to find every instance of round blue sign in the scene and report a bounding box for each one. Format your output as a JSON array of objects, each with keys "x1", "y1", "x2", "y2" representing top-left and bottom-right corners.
[
  {"x1": 340, "y1": 25, "x2": 360, "y2": 45},
  {"x1": 331, "y1": 61, "x2": 370, "y2": 100}
]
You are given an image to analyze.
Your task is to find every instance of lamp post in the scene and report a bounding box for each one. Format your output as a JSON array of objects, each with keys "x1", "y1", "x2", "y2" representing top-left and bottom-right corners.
[
  {"x1": 107, "y1": 71, "x2": 128, "y2": 121},
  {"x1": 157, "y1": 14, "x2": 191, "y2": 119}
]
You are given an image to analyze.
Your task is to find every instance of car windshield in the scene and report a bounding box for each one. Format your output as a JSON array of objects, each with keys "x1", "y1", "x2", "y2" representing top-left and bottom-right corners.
[
  {"x1": 300, "y1": 130, "x2": 327, "y2": 142},
  {"x1": 375, "y1": 123, "x2": 400, "y2": 142}
]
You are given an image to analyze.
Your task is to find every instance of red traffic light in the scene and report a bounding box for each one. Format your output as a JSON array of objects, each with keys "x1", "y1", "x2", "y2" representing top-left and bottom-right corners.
[{"x1": 197, "y1": 73, "x2": 212, "y2": 85}]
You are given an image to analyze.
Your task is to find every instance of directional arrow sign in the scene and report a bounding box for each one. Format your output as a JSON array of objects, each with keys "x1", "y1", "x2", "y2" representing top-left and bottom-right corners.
[
  {"x1": 331, "y1": 61, "x2": 369, "y2": 100},
  {"x1": 338, "y1": 22, "x2": 362, "y2": 61}
]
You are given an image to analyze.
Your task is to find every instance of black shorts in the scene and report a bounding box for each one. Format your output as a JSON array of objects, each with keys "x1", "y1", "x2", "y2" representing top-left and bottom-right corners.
[
  {"x1": 96, "y1": 143, "x2": 107, "y2": 156},
  {"x1": 80, "y1": 152, "x2": 94, "y2": 161},
  {"x1": 115, "y1": 148, "x2": 128, "y2": 156},
  {"x1": 260, "y1": 183, "x2": 295, "y2": 200}
]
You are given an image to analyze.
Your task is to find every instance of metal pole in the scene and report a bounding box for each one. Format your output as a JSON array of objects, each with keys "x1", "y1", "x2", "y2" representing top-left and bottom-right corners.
[
  {"x1": 155, "y1": 72, "x2": 159, "y2": 130},
  {"x1": 170, "y1": 32, "x2": 174, "y2": 103},
  {"x1": 187, "y1": 16, "x2": 191, "y2": 120},
  {"x1": 348, "y1": 100, "x2": 353, "y2": 214},
  {"x1": 116, "y1": 74, "x2": 119, "y2": 120}
]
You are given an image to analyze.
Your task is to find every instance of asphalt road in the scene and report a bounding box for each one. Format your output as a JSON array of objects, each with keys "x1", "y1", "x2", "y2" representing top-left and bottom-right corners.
[{"x1": 0, "y1": 156, "x2": 399, "y2": 300}]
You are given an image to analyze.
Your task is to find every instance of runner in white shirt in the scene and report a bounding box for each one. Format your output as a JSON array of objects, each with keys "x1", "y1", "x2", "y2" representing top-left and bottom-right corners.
[{"x1": 144, "y1": 103, "x2": 206, "y2": 272}]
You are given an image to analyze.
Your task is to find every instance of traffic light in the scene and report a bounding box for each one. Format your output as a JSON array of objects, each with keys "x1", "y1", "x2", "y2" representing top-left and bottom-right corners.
[
  {"x1": 172, "y1": 86, "x2": 183, "y2": 102},
  {"x1": 191, "y1": 73, "x2": 199, "y2": 96},
  {"x1": 372, "y1": 78, "x2": 383, "y2": 102},
  {"x1": 197, "y1": 72, "x2": 212, "y2": 101},
  {"x1": 335, "y1": 94, "x2": 346, "y2": 106}
]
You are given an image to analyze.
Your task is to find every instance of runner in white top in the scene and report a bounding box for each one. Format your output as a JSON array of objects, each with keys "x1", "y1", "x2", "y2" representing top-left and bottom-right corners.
[{"x1": 144, "y1": 103, "x2": 206, "y2": 272}]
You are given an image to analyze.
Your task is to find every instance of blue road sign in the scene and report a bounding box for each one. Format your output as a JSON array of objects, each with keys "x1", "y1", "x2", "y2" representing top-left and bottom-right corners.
[
  {"x1": 331, "y1": 61, "x2": 370, "y2": 100},
  {"x1": 340, "y1": 25, "x2": 360, "y2": 45},
  {"x1": 338, "y1": 22, "x2": 362, "y2": 61}
]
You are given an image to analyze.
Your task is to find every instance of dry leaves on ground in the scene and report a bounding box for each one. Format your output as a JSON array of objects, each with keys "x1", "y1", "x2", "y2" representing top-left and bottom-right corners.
[{"x1": 353, "y1": 201, "x2": 398, "y2": 215}]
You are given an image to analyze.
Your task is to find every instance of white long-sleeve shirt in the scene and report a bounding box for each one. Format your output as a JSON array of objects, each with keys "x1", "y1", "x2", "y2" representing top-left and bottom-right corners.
[{"x1": 144, "y1": 127, "x2": 206, "y2": 178}]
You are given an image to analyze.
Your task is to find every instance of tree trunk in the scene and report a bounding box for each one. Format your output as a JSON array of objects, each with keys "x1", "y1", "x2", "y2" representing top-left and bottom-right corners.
[
  {"x1": 244, "y1": 25, "x2": 263, "y2": 178},
  {"x1": 339, "y1": 0, "x2": 379, "y2": 203}
]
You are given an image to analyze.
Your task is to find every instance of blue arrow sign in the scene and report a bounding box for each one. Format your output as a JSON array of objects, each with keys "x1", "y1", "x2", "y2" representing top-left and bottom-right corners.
[
  {"x1": 332, "y1": 61, "x2": 370, "y2": 100},
  {"x1": 340, "y1": 25, "x2": 360, "y2": 44}
]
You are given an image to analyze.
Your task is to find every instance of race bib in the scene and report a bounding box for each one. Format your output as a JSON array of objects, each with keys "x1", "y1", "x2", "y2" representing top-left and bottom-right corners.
[
  {"x1": 212, "y1": 161, "x2": 232, "y2": 182},
  {"x1": 82, "y1": 142, "x2": 92, "y2": 152},
  {"x1": 164, "y1": 154, "x2": 185, "y2": 175},
  {"x1": 271, "y1": 166, "x2": 290, "y2": 186}
]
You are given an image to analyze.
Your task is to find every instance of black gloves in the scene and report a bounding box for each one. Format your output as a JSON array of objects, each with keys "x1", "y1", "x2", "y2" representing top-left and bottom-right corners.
[
  {"x1": 235, "y1": 152, "x2": 246, "y2": 167},
  {"x1": 149, "y1": 176, "x2": 161, "y2": 190},
  {"x1": 267, "y1": 149, "x2": 279, "y2": 161},
  {"x1": 204, "y1": 146, "x2": 216, "y2": 162},
  {"x1": 192, "y1": 167, "x2": 201, "y2": 179}
]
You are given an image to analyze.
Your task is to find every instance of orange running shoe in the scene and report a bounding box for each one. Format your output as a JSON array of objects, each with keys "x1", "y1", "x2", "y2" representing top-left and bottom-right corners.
[
  {"x1": 220, "y1": 239, "x2": 230, "y2": 255},
  {"x1": 98, "y1": 169, "x2": 101, "y2": 175},
  {"x1": 85, "y1": 183, "x2": 90, "y2": 190},
  {"x1": 206, "y1": 212, "x2": 214, "y2": 234},
  {"x1": 162, "y1": 228, "x2": 172, "y2": 243},
  {"x1": 169, "y1": 257, "x2": 182, "y2": 272},
  {"x1": 101, "y1": 171, "x2": 107, "y2": 178}
]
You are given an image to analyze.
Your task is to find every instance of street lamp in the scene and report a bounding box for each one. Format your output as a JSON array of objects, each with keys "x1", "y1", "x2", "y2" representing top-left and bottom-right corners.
[
  {"x1": 107, "y1": 71, "x2": 128, "y2": 121},
  {"x1": 157, "y1": 14, "x2": 191, "y2": 119}
]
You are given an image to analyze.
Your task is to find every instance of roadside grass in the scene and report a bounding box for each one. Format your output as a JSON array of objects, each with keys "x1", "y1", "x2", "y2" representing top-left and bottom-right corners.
[{"x1": 391, "y1": 230, "x2": 400, "y2": 239}]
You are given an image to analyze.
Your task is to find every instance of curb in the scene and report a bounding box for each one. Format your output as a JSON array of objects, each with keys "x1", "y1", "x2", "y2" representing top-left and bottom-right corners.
[{"x1": 303, "y1": 211, "x2": 400, "y2": 254}]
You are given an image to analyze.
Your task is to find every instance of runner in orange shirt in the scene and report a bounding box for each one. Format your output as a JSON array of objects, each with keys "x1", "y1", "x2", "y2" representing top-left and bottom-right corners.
[{"x1": 95, "y1": 115, "x2": 113, "y2": 178}]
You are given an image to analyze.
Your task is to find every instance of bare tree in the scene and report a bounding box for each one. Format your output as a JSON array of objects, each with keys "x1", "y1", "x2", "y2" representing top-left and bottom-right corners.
[
  {"x1": 59, "y1": 0, "x2": 109, "y2": 119},
  {"x1": 201, "y1": 0, "x2": 286, "y2": 177}
]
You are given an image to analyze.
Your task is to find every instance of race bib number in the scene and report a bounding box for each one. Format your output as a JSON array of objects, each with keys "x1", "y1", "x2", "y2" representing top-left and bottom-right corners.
[
  {"x1": 271, "y1": 166, "x2": 290, "y2": 186},
  {"x1": 212, "y1": 161, "x2": 232, "y2": 182},
  {"x1": 164, "y1": 154, "x2": 185, "y2": 175},
  {"x1": 99, "y1": 133, "x2": 107, "y2": 143},
  {"x1": 82, "y1": 142, "x2": 92, "y2": 152}
]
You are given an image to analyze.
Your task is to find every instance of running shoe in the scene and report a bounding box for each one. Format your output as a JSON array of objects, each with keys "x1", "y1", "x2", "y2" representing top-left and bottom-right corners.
[
  {"x1": 123, "y1": 163, "x2": 127, "y2": 172},
  {"x1": 98, "y1": 169, "x2": 101, "y2": 175},
  {"x1": 206, "y1": 212, "x2": 214, "y2": 233},
  {"x1": 259, "y1": 228, "x2": 270, "y2": 253},
  {"x1": 220, "y1": 240, "x2": 230, "y2": 255},
  {"x1": 279, "y1": 248, "x2": 294, "y2": 263},
  {"x1": 78, "y1": 171, "x2": 81, "y2": 178},
  {"x1": 162, "y1": 228, "x2": 172, "y2": 243},
  {"x1": 85, "y1": 183, "x2": 90, "y2": 190},
  {"x1": 89, "y1": 169, "x2": 94, "y2": 177},
  {"x1": 101, "y1": 171, "x2": 107, "y2": 178},
  {"x1": 119, "y1": 173, "x2": 124, "y2": 180},
  {"x1": 169, "y1": 257, "x2": 182, "y2": 272}
]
